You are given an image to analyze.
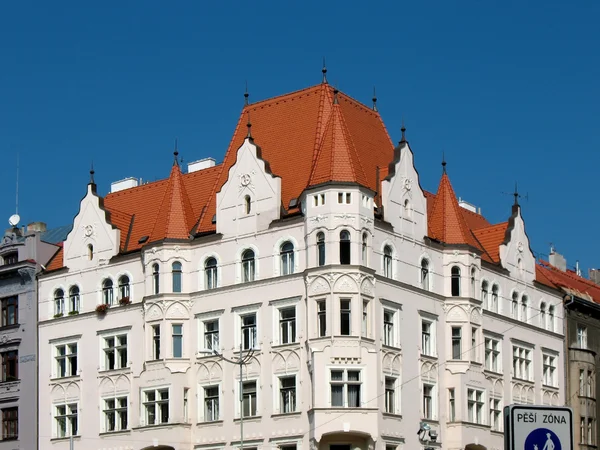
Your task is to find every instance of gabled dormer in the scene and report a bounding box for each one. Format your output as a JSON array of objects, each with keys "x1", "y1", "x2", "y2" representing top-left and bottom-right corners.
[
  {"x1": 380, "y1": 126, "x2": 427, "y2": 239},
  {"x1": 63, "y1": 169, "x2": 120, "y2": 270},
  {"x1": 499, "y1": 200, "x2": 535, "y2": 283},
  {"x1": 216, "y1": 124, "x2": 282, "y2": 237}
]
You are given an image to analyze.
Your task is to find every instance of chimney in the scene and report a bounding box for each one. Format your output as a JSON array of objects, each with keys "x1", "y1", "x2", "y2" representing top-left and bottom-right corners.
[
  {"x1": 187, "y1": 158, "x2": 216, "y2": 173},
  {"x1": 549, "y1": 250, "x2": 567, "y2": 272},
  {"x1": 589, "y1": 269, "x2": 600, "y2": 285},
  {"x1": 111, "y1": 177, "x2": 139, "y2": 193},
  {"x1": 26, "y1": 222, "x2": 47, "y2": 233},
  {"x1": 457, "y1": 197, "x2": 477, "y2": 213}
]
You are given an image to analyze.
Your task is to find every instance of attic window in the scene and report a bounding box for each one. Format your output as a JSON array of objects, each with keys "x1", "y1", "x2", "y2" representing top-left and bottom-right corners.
[
  {"x1": 2, "y1": 252, "x2": 18, "y2": 266},
  {"x1": 87, "y1": 244, "x2": 93, "y2": 261},
  {"x1": 138, "y1": 236, "x2": 149, "y2": 244},
  {"x1": 313, "y1": 194, "x2": 325, "y2": 207},
  {"x1": 338, "y1": 192, "x2": 351, "y2": 204},
  {"x1": 288, "y1": 198, "x2": 298, "y2": 209},
  {"x1": 244, "y1": 195, "x2": 252, "y2": 214},
  {"x1": 211, "y1": 215, "x2": 216, "y2": 224}
]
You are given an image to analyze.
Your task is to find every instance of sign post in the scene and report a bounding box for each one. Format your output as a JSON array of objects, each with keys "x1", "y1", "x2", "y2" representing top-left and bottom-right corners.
[{"x1": 504, "y1": 405, "x2": 573, "y2": 450}]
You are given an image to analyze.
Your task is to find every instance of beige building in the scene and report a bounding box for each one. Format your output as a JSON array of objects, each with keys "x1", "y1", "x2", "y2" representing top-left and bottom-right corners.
[{"x1": 38, "y1": 80, "x2": 566, "y2": 450}]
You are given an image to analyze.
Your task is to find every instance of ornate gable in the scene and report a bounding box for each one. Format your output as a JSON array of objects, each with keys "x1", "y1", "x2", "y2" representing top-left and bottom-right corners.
[{"x1": 499, "y1": 204, "x2": 535, "y2": 283}]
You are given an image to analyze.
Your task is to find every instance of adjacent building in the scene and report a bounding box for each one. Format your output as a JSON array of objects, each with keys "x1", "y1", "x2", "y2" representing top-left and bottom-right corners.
[
  {"x1": 38, "y1": 80, "x2": 567, "y2": 450},
  {"x1": 0, "y1": 221, "x2": 67, "y2": 450}
]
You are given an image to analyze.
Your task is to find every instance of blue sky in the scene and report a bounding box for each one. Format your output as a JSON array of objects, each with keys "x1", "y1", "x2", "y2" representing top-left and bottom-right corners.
[{"x1": 1, "y1": 1, "x2": 598, "y2": 272}]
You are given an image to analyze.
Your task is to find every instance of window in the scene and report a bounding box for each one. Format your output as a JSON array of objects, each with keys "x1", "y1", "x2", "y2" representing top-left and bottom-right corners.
[
  {"x1": 242, "y1": 381, "x2": 257, "y2": 417},
  {"x1": 279, "y1": 376, "x2": 296, "y2": 413},
  {"x1": 102, "y1": 279, "x2": 114, "y2": 305},
  {"x1": 183, "y1": 388, "x2": 189, "y2": 423},
  {"x1": 69, "y1": 286, "x2": 80, "y2": 313},
  {"x1": 172, "y1": 324, "x2": 183, "y2": 358},
  {"x1": 451, "y1": 266, "x2": 460, "y2": 296},
  {"x1": 471, "y1": 268, "x2": 476, "y2": 295},
  {"x1": 317, "y1": 232, "x2": 326, "y2": 266},
  {"x1": 204, "y1": 257, "x2": 218, "y2": 290},
  {"x1": 404, "y1": 199, "x2": 411, "y2": 217},
  {"x1": 1, "y1": 407, "x2": 17, "y2": 440},
  {"x1": 338, "y1": 192, "x2": 351, "y2": 204},
  {"x1": 317, "y1": 301, "x2": 326, "y2": 337},
  {"x1": 513, "y1": 346, "x2": 532, "y2": 380},
  {"x1": 1, "y1": 351, "x2": 17, "y2": 382},
  {"x1": 0, "y1": 297, "x2": 17, "y2": 327},
  {"x1": 468, "y1": 389, "x2": 484, "y2": 424},
  {"x1": 383, "y1": 310, "x2": 395, "y2": 346},
  {"x1": 103, "y1": 334, "x2": 127, "y2": 370},
  {"x1": 204, "y1": 386, "x2": 219, "y2": 422},
  {"x1": 3, "y1": 252, "x2": 18, "y2": 265},
  {"x1": 491, "y1": 284, "x2": 499, "y2": 312},
  {"x1": 588, "y1": 371, "x2": 594, "y2": 397},
  {"x1": 152, "y1": 325, "x2": 161, "y2": 360},
  {"x1": 471, "y1": 327, "x2": 478, "y2": 362},
  {"x1": 485, "y1": 337, "x2": 501, "y2": 373},
  {"x1": 103, "y1": 397, "x2": 127, "y2": 432},
  {"x1": 421, "y1": 259, "x2": 430, "y2": 291},
  {"x1": 313, "y1": 194, "x2": 325, "y2": 206},
  {"x1": 384, "y1": 377, "x2": 396, "y2": 414},
  {"x1": 244, "y1": 195, "x2": 252, "y2": 214},
  {"x1": 481, "y1": 281, "x2": 489, "y2": 307},
  {"x1": 204, "y1": 319, "x2": 219, "y2": 351},
  {"x1": 511, "y1": 292, "x2": 518, "y2": 319},
  {"x1": 383, "y1": 246, "x2": 393, "y2": 278},
  {"x1": 242, "y1": 249, "x2": 256, "y2": 282},
  {"x1": 577, "y1": 325, "x2": 588, "y2": 349},
  {"x1": 340, "y1": 299, "x2": 351, "y2": 335},
  {"x1": 54, "y1": 289, "x2": 65, "y2": 316},
  {"x1": 448, "y1": 388, "x2": 455, "y2": 421},
  {"x1": 589, "y1": 418, "x2": 595, "y2": 445},
  {"x1": 152, "y1": 263, "x2": 160, "y2": 294},
  {"x1": 279, "y1": 307, "x2": 296, "y2": 344},
  {"x1": 490, "y1": 398, "x2": 501, "y2": 431},
  {"x1": 421, "y1": 320, "x2": 434, "y2": 356},
  {"x1": 87, "y1": 244, "x2": 94, "y2": 261},
  {"x1": 143, "y1": 389, "x2": 169, "y2": 425},
  {"x1": 339, "y1": 230, "x2": 351, "y2": 265},
  {"x1": 118, "y1": 275, "x2": 130, "y2": 300},
  {"x1": 521, "y1": 295, "x2": 528, "y2": 322},
  {"x1": 581, "y1": 417, "x2": 586, "y2": 445},
  {"x1": 580, "y1": 370, "x2": 586, "y2": 396},
  {"x1": 540, "y1": 302, "x2": 546, "y2": 329},
  {"x1": 55, "y1": 403, "x2": 78, "y2": 437},
  {"x1": 56, "y1": 344, "x2": 77, "y2": 378},
  {"x1": 542, "y1": 354, "x2": 556, "y2": 387},
  {"x1": 330, "y1": 369, "x2": 361, "y2": 407},
  {"x1": 548, "y1": 306, "x2": 555, "y2": 331},
  {"x1": 361, "y1": 233, "x2": 368, "y2": 264},
  {"x1": 241, "y1": 313, "x2": 257, "y2": 350},
  {"x1": 280, "y1": 242, "x2": 294, "y2": 275},
  {"x1": 172, "y1": 262, "x2": 182, "y2": 292},
  {"x1": 451, "y1": 326, "x2": 462, "y2": 360},
  {"x1": 362, "y1": 301, "x2": 369, "y2": 337},
  {"x1": 422, "y1": 384, "x2": 434, "y2": 419}
]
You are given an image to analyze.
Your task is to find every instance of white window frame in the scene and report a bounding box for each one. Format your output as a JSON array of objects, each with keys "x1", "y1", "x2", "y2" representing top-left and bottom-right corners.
[
  {"x1": 490, "y1": 396, "x2": 502, "y2": 431},
  {"x1": 422, "y1": 382, "x2": 436, "y2": 420},
  {"x1": 484, "y1": 335, "x2": 502, "y2": 374},
  {"x1": 171, "y1": 323, "x2": 184, "y2": 358},
  {"x1": 54, "y1": 402, "x2": 78, "y2": 438},
  {"x1": 197, "y1": 310, "x2": 224, "y2": 355},
  {"x1": 512, "y1": 344, "x2": 533, "y2": 381},
  {"x1": 384, "y1": 376, "x2": 400, "y2": 415},
  {"x1": 54, "y1": 341, "x2": 78, "y2": 378},
  {"x1": 141, "y1": 387, "x2": 170, "y2": 426},
  {"x1": 542, "y1": 352, "x2": 557, "y2": 387},
  {"x1": 467, "y1": 388, "x2": 485, "y2": 424},
  {"x1": 270, "y1": 297, "x2": 300, "y2": 346},
  {"x1": 234, "y1": 304, "x2": 261, "y2": 351},
  {"x1": 577, "y1": 325, "x2": 588, "y2": 349},
  {"x1": 451, "y1": 326, "x2": 462, "y2": 360},
  {"x1": 275, "y1": 374, "x2": 297, "y2": 414},
  {"x1": 150, "y1": 323, "x2": 162, "y2": 360},
  {"x1": 236, "y1": 378, "x2": 259, "y2": 418},
  {"x1": 420, "y1": 316, "x2": 437, "y2": 357},
  {"x1": 102, "y1": 395, "x2": 128, "y2": 432},
  {"x1": 470, "y1": 326, "x2": 479, "y2": 363},
  {"x1": 198, "y1": 383, "x2": 221, "y2": 422},
  {"x1": 317, "y1": 299, "x2": 327, "y2": 337},
  {"x1": 329, "y1": 368, "x2": 363, "y2": 408},
  {"x1": 99, "y1": 328, "x2": 130, "y2": 371},
  {"x1": 200, "y1": 253, "x2": 221, "y2": 291},
  {"x1": 381, "y1": 300, "x2": 401, "y2": 348}
]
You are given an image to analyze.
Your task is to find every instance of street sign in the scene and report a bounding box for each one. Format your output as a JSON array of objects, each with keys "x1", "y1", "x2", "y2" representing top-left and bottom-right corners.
[{"x1": 504, "y1": 405, "x2": 573, "y2": 450}]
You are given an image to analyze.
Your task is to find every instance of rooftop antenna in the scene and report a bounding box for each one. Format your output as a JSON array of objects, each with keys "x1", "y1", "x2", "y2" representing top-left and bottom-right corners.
[
  {"x1": 372, "y1": 86, "x2": 377, "y2": 112},
  {"x1": 8, "y1": 153, "x2": 20, "y2": 228},
  {"x1": 322, "y1": 57, "x2": 328, "y2": 84},
  {"x1": 501, "y1": 182, "x2": 528, "y2": 204},
  {"x1": 244, "y1": 80, "x2": 249, "y2": 106}
]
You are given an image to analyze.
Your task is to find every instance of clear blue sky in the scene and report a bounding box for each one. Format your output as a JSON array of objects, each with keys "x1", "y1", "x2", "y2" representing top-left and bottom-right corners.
[{"x1": 1, "y1": 1, "x2": 598, "y2": 272}]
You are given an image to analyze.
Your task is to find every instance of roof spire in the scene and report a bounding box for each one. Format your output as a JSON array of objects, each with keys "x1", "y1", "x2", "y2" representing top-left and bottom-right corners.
[
  {"x1": 246, "y1": 111, "x2": 253, "y2": 140},
  {"x1": 244, "y1": 80, "x2": 249, "y2": 106},
  {"x1": 514, "y1": 181, "x2": 519, "y2": 206},
  {"x1": 442, "y1": 151, "x2": 447, "y2": 173},
  {"x1": 333, "y1": 86, "x2": 339, "y2": 105},
  {"x1": 89, "y1": 161, "x2": 95, "y2": 184},
  {"x1": 372, "y1": 86, "x2": 378, "y2": 111},
  {"x1": 173, "y1": 138, "x2": 179, "y2": 166},
  {"x1": 322, "y1": 57, "x2": 328, "y2": 83},
  {"x1": 400, "y1": 118, "x2": 406, "y2": 143}
]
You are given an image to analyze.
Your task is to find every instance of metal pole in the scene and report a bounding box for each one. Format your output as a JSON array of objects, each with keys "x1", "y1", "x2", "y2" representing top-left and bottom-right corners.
[
  {"x1": 69, "y1": 435, "x2": 74, "y2": 450},
  {"x1": 239, "y1": 341, "x2": 244, "y2": 450}
]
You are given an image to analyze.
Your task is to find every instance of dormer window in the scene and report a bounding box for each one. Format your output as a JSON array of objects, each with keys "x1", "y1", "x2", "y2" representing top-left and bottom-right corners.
[
  {"x1": 152, "y1": 264, "x2": 160, "y2": 295},
  {"x1": 54, "y1": 289, "x2": 65, "y2": 316},
  {"x1": 317, "y1": 232, "x2": 325, "y2": 266},
  {"x1": 451, "y1": 266, "x2": 460, "y2": 297},
  {"x1": 205, "y1": 257, "x2": 218, "y2": 290},
  {"x1": 87, "y1": 244, "x2": 93, "y2": 261},
  {"x1": 2, "y1": 252, "x2": 18, "y2": 266},
  {"x1": 102, "y1": 279, "x2": 114, "y2": 306},
  {"x1": 242, "y1": 249, "x2": 256, "y2": 282},
  {"x1": 172, "y1": 262, "x2": 182, "y2": 293},
  {"x1": 280, "y1": 242, "x2": 294, "y2": 276},
  {"x1": 118, "y1": 275, "x2": 130, "y2": 300},
  {"x1": 244, "y1": 195, "x2": 252, "y2": 214},
  {"x1": 339, "y1": 230, "x2": 351, "y2": 265}
]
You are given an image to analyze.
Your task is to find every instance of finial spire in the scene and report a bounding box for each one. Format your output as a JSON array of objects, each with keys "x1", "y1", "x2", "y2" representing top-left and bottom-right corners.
[
  {"x1": 173, "y1": 138, "x2": 179, "y2": 165},
  {"x1": 244, "y1": 80, "x2": 249, "y2": 106},
  {"x1": 400, "y1": 118, "x2": 406, "y2": 143},
  {"x1": 514, "y1": 181, "x2": 519, "y2": 206},
  {"x1": 333, "y1": 86, "x2": 339, "y2": 105},
  {"x1": 372, "y1": 86, "x2": 378, "y2": 111},
  {"x1": 89, "y1": 161, "x2": 95, "y2": 184},
  {"x1": 322, "y1": 57, "x2": 328, "y2": 84},
  {"x1": 442, "y1": 151, "x2": 447, "y2": 173},
  {"x1": 246, "y1": 111, "x2": 253, "y2": 140}
]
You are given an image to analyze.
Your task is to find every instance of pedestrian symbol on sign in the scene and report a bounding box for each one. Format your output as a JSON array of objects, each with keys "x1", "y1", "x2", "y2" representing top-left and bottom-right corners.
[{"x1": 525, "y1": 428, "x2": 561, "y2": 450}]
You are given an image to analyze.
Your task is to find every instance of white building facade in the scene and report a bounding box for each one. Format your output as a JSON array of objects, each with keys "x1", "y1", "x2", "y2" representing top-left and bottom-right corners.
[{"x1": 37, "y1": 82, "x2": 565, "y2": 450}]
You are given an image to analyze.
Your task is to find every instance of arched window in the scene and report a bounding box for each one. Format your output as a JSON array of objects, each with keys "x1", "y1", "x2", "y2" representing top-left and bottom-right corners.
[
  {"x1": 540, "y1": 302, "x2": 547, "y2": 329},
  {"x1": 242, "y1": 249, "x2": 256, "y2": 282},
  {"x1": 280, "y1": 242, "x2": 294, "y2": 276},
  {"x1": 54, "y1": 289, "x2": 65, "y2": 316},
  {"x1": 518, "y1": 258, "x2": 523, "y2": 274},
  {"x1": 511, "y1": 292, "x2": 519, "y2": 319},
  {"x1": 491, "y1": 284, "x2": 499, "y2": 312},
  {"x1": 152, "y1": 263, "x2": 160, "y2": 294},
  {"x1": 244, "y1": 195, "x2": 251, "y2": 214},
  {"x1": 118, "y1": 275, "x2": 130, "y2": 299},
  {"x1": 383, "y1": 245, "x2": 393, "y2": 278},
  {"x1": 102, "y1": 279, "x2": 114, "y2": 305},
  {"x1": 421, "y1": 259, "x2": 430, "y2": 291},
  {"x1": 317, "y1": 232, "x2": 325, "y2": 267},
  {"x1": 548, "y1": 306, "x2": 555, "y2": 332},
  {"x1": 172, "y1": 262, "x2": 182, "y2": 293},
  {"x1": 470, "y1": 268, "x2": 476, "y2": 295},
  {"x1": 69, "y1": 286, "x2": 80, "y2": 313},
  {"x1": 361, "y1": 233, "x2": 368, "y2": 264},
  {"x1": 451, "y1": 266, "x2": 461, "y2": 296},
  {"x1": 481, "y1": 281, "x2": 489, "y2": 307},
  {"x1": 339, "y1": 230, "x2": 351, "y2": 265},
  {"x1": 205, "y1": 257, "x2": 218, "y2": 290},
  {"x1": 521, "y1": 295, "x2": 528, "y2": 322},
  {"x1": 404, "y1": 199, "x2": 411, "y2": 218},
  {"x1": 87, "y1": 244, "x2": 93, "y2": 261}
]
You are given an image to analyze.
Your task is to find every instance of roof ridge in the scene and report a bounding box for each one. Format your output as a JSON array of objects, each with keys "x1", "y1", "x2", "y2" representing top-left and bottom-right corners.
[
  {"x1": 246, "y1": 84, "x2": 324, "y2": 110},
  {"x1": 335, "y1": 102, "x2": 368, "y2": 184}
]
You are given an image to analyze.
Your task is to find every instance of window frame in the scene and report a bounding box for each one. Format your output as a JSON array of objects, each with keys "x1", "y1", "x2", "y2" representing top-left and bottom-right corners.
[
  {"x1": 204, "y1": 257, "x2": 218, "y2": 290},
  {"x1": 280, "y1": 241, "x2": 295, "y2": 276},
  {"x1": 1, "y1": 407, "x2": 18, "y2": 440},
  {"x1": 383, "y1": 245, "x2": 393, "y2": 278},
  {"x1": 339, "y1": 298, "x2": 351, "y2": 336},
  {"x1": 339, "y1": 230, "x2": 351, "y2": 265},
  {"x1": 54, "y1": 402, "x2": 78, "y2": 438},
  {"x1": 201, "y1": 384, "x2": 220, "y2": 422},
  {"x1": 102, "y1": 395, "x2": 128, "y2": 432},
  {"x1": 278, "y1": 375, "x2": 297, "y2": 414},
  {"x1": 171, "y1": 261, "x2": 183, "y2": 293},
  {"x1": 142, "y1": 387, "x2": 170, "y2": 426},
  {"x1": 101, "y1": 331, "x2": 128, "y2": 371},
  {"x1": 484, "y1": 336, "x2": 502, "y2": 374},
  {"x1": 421, "y1": 318, "x2": 436, "y2": 357},
  {"x1": 1, "y1": 350, "x2": 18, "y2": 382},
  {"x1": 102, "y1": 279, "x2": 114, "y2": 306},
  {"x1": 317, "y1": 232, "x2": 326, "y2": 266},
  {"x1": 55, "y1": 342, "x2": 78, "y2": 379},
  {"x1": 172, "y1": 323, "x2": 183, "y2": 358},
  {"x1": 451, "y1": 266, "x2": 461, "y2": 296},
  {"x1": 241, "y1": 249, "x2": 256, "y2": 283},
  {"x1": 329, "y1": 368, "x2": 362, "y2": 408},
  {"x1": 512, "y1": 344, "x2": 533, "y2": 381},
  {"x1": 467, "y1": 388, "x2": 485, "y2": 425},
  {"x1": 0, "y1": 297, "x2": 18, "y2": 327}
]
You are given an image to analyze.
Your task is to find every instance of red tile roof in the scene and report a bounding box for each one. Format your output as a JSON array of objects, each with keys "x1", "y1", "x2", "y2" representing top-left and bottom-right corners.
[
  {"x1": 472, "y1": 222, "x2": 508, "y2": 263},
  {"x1": 537, "y1": 260, "x2": 600, "y2": 303}
]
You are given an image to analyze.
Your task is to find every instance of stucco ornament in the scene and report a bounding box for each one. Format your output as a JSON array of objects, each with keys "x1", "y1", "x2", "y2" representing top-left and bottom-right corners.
[
  {"x1": 310, "y1": 215, "x2": 325, "y2": 224},
  {"x1": 517, "y1": 241, "x2": 524, "y2": 253},
  {"x1": 82, "y1": 224, "x2": 95, "y2": 239},
  {"x1": 238, "y1": 171, "x2": 256, "y2": 192},
  {"x1": 403, "y1": 177, "x2": 412, "y2": 191}
]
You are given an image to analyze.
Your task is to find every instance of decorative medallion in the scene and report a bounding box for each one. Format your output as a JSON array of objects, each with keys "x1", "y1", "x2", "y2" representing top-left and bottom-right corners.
[
  {"x1": 403, "y1": 178, "x2": 412, "y2": 191},
  {"x1": 240, "y1": 173, "x2": 251, "y2": 186},
  {"x1": 517, "y1": 241, "x2": 524, "y2": 253}
]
